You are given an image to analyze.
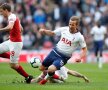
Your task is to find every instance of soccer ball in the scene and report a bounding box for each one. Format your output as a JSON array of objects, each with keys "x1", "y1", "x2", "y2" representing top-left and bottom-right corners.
[{"x1": 30, "y1": 57, "x2": 41, "y2": 68}]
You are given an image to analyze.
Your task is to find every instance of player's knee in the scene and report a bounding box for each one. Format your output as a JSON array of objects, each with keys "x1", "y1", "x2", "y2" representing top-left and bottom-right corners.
[
  {"x1": 10, "y1": 63, "x2": 18, "y2": 69},
  {"x1": 100, "y1": 53, "x2": 103, "y2": 57},
  {"x1": 48, "y1": 65, "x2": 57, "y2": 72},
  {"x1": 95, "y1": 51, "x2": 98, "y2": 56},
  {"x1": 39, "y1": 65, "x2": 46, "y2": 71},
  {"x1": 48, "y1": 72, "x2": 55, "y2": 76},
  {"x1": 100, "y1": 51, "x2": 103, "y2": 57}
]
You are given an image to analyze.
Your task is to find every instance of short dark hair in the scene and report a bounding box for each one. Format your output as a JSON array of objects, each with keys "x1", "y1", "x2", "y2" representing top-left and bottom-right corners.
[
  {"x1": 70, "y1": 16, "x2": 80, "y2": 25},
  {"x1": 0, "y1": 3, "x2": 11, "y2": 12}
]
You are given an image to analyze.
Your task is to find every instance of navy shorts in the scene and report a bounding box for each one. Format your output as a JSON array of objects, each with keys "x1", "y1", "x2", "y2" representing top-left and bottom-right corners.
[
  {"x1": 42, "y1": 48, "x2": 70, "y2": 70},
  {"x1": 94, "y1": 41, "x2": 103, "y2": 52}
]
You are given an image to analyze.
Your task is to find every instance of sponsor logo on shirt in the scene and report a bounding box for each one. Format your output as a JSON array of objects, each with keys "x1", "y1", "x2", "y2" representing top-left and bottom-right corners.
[{"x1": 61, "y1": 37, "x2": 72, "y2": 46}]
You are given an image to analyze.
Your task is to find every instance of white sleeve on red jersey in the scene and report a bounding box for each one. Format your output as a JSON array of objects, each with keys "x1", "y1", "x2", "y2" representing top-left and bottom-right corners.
[{"x1": 8, "y1": 13, "x2": 16, "y2": 23}]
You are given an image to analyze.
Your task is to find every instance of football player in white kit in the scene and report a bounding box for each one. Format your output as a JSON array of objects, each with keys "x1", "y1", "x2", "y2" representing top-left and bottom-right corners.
[
  {"x1": 0, "y1": 3, "x2": 33, "y2": 83},
  {"x1": 90, "y1": 21, "x2": 107, "y2": 68},
  {"x1": 38, "y1": 16, "x2": 87, "y2": 85},
  {"x1": 31, "y1": 66, "x2": 89, "y2": 83}
]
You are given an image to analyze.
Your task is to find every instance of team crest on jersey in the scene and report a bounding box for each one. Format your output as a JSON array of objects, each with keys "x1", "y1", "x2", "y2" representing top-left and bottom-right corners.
[{"x1": 61, "y1": 37, "x2": 72, "y2": 46}]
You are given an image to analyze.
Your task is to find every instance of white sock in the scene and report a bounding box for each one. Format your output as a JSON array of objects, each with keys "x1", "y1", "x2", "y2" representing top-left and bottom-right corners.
[
  {"x1": 98, "y1": 57, "x2": 103, "y2": 69},
  {"x1": 94, "y1": 57, "x2": 98, "y2": 63},
  {"x1": 44, "y1": 73, "x2": 50, "y2": 80}
]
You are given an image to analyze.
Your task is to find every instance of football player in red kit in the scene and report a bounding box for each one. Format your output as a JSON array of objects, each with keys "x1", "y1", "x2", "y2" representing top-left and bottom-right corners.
[{"x1": 0, "y1": 3, "x2": 33, "y2": 83}]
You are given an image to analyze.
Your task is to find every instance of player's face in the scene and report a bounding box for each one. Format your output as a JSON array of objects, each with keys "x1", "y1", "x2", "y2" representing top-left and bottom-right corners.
[
  {"x1": 0, "y1": 9, "x2": 7, "y2": 17},
  {"x1": 69, "y1": 20, "x2": 78, "y2": 33}
]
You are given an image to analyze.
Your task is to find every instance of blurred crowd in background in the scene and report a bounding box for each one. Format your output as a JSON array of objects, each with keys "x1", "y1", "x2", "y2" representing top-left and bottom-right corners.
[{"x1": 0, "y1": 0, "x2": 108, "y2": 51}]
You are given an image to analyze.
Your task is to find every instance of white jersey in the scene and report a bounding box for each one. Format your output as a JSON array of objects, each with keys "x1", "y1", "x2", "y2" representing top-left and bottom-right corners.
[
  {"x1": 54, "y1": 26, "x2": 86, "y2": 57},
  {"x1": 55, "y1": 66, "x2": 68, "y2": 80},
  {"x1": 90, "y1": 25, "x2": 107, "y2": 41}
]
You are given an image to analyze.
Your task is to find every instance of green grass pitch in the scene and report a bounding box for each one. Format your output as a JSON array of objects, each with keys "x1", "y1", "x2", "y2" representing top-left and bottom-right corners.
[{"x1": 0, "y1": 63, "x2": 108, "y2": 90}]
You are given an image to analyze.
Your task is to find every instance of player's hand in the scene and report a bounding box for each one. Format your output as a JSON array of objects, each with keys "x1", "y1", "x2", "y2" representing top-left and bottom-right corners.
[
  {"x1": 39, "y1": 29, "x2": 46, "y2": 34},
  {"x1": 75, "y1": 58, "x2": 81, "y2": 63},
  {"x1": 83, "y1": 76, "x2": 90, "y2": 83}
]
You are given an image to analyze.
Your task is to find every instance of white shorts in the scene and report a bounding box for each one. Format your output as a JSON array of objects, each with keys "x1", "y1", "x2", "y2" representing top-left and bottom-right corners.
[
  {"x1": 55, "y1": 66, "x2": 68, "y2": 80},
  {"x1": 0, "y1": 40, "x2": 23, "y2": 63}
]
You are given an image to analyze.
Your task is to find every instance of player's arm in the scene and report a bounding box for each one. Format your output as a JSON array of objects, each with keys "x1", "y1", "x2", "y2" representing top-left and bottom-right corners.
[
  {"x1": 68, "y1": 69, "x2": 84, "y2": 77},
  {"x1": 31, "y1": 72, "x2": 44, "y2": 83},
  {"x1": 75, "y1": 35, "x2": 87, "y2": 62},
  {"x1": 67, "y1": 69, "x2": 89, "y2": 82},
  {"x1": 20, "y1": 24, "x2": 23, "y2": 34},
  {"x1": 75, "y1": 47, "x2": 87, "y2": 62},
  {"x1": 79, "y1": 47, "x2": 87, "y2": 61},
  {"x1": 39, "y1": 29, "x2": 55, "y2": 36},
  {"x1": 31, "y1": 70, "x2": 47, "y2": 83},
  {"x1": 0, "y1": 22, "x2": 14, "y2": 32}
]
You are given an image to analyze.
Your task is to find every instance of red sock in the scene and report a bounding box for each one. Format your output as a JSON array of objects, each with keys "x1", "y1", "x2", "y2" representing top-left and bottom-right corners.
[
  {"x1": 39, "y1": 79, "x2": 47, "y2": 85},
  {"x1": 0, "y1": 52, "x2": 10, "y2": 59},
  {"x1": 0, "y1": 53, "x2": 29, "y2": 78},
  {"x1": 15, "y1": 65, "x2": 29, "y2": 78},
  {"x1": 52, "y1": 74, "x2": 59, "y2": 79}
]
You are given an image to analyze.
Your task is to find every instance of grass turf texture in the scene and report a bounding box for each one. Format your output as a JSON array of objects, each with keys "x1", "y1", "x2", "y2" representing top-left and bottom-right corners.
[{"x1": 0, "y1": 63, "x2": 108, "y2": 90}]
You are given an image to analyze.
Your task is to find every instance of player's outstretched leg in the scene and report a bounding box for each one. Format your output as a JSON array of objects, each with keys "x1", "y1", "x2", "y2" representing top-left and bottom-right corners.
[
  {"x1": 25, "y1": 75, "x2": 34, "y2": 83},
  {"x1": 0, "y1": 52, "x2": 10, "y2": 59},
  {"x1": 11, "y1": 64, "x2": 33, "y2": 84}
]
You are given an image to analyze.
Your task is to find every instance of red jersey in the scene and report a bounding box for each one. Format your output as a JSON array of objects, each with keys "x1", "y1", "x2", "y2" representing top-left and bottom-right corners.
[{"x1": 8, "y1": 13, "x2": 22, "y2": 42}]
